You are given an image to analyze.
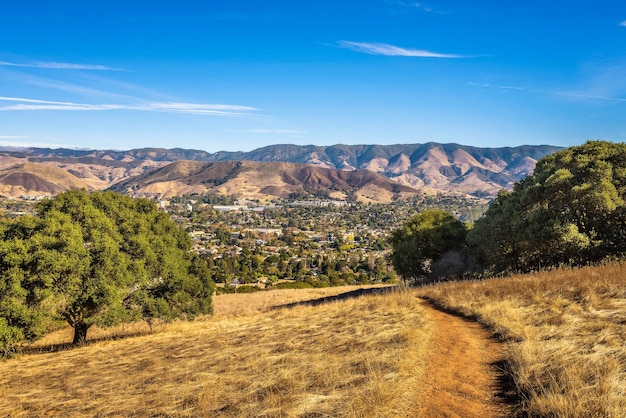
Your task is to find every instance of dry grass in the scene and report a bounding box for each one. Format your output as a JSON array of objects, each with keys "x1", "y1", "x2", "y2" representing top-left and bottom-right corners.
[
  {"x1": 0, "y1": 285, "x2": 431, "y2": 417},
  {"x1": 418, "y1": 262, "x2": 626, "y2": 417},
  {"x1": 29, "y1": 285, "x2": 394, "y2": 350}
]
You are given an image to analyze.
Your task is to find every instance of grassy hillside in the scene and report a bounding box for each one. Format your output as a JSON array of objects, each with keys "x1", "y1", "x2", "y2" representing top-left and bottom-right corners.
[
  {"x1": 2, "y1": 264, "x2": 625, "y2": 417},
  {"x1": 418, "y1": 263, "x2": 626, "y2": 417},
  {"x1": 0, "y1": 286, "x2": 431, "y2": 417}
]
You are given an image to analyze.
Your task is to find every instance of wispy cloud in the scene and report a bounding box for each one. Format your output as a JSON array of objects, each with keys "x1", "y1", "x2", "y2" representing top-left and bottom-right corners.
[
  {"x1": 0, "y1": 139, "x2": 81, "y2": 149},
  {"x1": 0, "y1": 135, "x2": 30, "y2": 139},
  {"x1": 396, "y1": 1, "x2": 441, "y2": 13},
  {"x1": 469, "y1": 82, "x2": 626, "y2": 103},
  {"x1": 468, "y1": 82, "x2": 526, "y2": 91},
  {"x1": 0, "y1": 60, "x2": 126, "y2": 71},
  {"x1": 150, "y1": 102, "x2": 257, "y2": 112},
  {"x1": 0, "y1": 97, "x2": 260, "y2": 116},
  {"x1": 3, "y1": 70, "x2": 152, "y2": 103},
  {"x1": 620, "y1": 20, "x2": 626, "y2": 27},
  {"x1": 249, "y1": 129, "x2": 307, "y2": 134},
  {"x1": 227, "y1": 129, "x2": 307, "y2": 134},
  {"x1": 337, "y1": 41, "x2": 466, "y2": 58},
  {"x1": 554, "y1": 92, "x2": 626, "y2": 102}
]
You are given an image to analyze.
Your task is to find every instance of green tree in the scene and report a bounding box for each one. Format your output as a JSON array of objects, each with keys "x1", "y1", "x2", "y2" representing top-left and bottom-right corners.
[
  {"x1": 389, "y1": 209, "x2": 467, "y2": 283},
  {"x1": 0, "y1": 217, "x2": 59, "y2": 356},
  {"x1": 468, "y1": 140, "x2": 626, "y2": 274},
  {"x1": 0, "y1": 190, "x2": 214, "y2": 348}
]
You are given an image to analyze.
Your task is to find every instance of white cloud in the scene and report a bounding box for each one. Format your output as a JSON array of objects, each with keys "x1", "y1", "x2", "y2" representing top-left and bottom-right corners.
[
  {"x1": 150, "y1": 102, "x2": 258, "y2": 112},
  {"x1": 338, "y1": 41, "x2": 465, "y2": 58},
  {"x1": 397, "y1": 1, "x2": 433, "y2": 12},
  {"x1": 469, "y1": 82, "x2": 626, "y2": 103},
  {"x1": 226, "y1": 129, "x2": 307, "y2": 134},
  {"x1": 0, "y1": 60, "x2": 126, "y2": 71},
  {"x1": 552, "y1": 91, "x2": 626, "y2": 103},
  {"x1": 0, "y1": 135, "x2": 29, "y2": 139},
  {"x1": 0, "y1": 139, "x2": 80, "y2": 149},
  {"x1": 0, "y1": 97, "x2": 260, "y2": 116},
  {"x1": 620, "y1": 20, "x2": 626, "y2": 27},
  {"x1": 250, "y1": 129, "x2": 307, "y2": 134},
  {"x1": 468, "y1": 82, "x2": 526, "y2": 91},
  {"x1": 0, "y1": 96, "x2": 82, "y2": 105}
]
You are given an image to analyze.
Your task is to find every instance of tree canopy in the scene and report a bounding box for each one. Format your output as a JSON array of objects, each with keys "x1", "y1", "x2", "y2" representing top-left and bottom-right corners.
[
  {"x1": 389, "y1": 209, "x2": 467, "y2": 282},
  {"x1": 0, "y1": 190, "x2": 214, "y2": 354},
  {"x1": 467, "y1": 140, "x2": 626, "y2": 274}
]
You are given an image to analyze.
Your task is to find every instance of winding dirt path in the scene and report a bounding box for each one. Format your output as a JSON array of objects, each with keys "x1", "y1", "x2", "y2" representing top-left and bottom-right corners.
[{"x1": 414, "y1": 298, "x2": 511, "y2": 417}]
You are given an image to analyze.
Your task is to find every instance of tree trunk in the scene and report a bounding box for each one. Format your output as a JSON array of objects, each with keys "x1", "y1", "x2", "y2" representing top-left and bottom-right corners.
[{"x1": 72, "y1": 322, "x2": 90, "y2": 345}]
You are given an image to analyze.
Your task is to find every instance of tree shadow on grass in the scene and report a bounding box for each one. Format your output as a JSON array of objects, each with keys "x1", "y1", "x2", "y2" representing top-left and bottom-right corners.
[
  {"x1": 21, "y1": 329, "x2": 153, "y2": 356},
  {"x1": 271, "y1": 286, "x2": 396, "y2": 310}
]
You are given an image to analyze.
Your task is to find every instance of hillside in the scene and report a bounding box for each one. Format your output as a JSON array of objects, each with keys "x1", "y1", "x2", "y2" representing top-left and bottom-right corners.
[
  {"x1": 108, "y1": 160, "x2": 419, "y2": 203},
  {"x1": 0, "y1": 285, "x2": 508, "y2": 417},
  {"x1": 2, "y1": 262, "x2": 624, "y2": 416},
  {"x1": 0, "y1": 163, "x2": 92, "y2": 196},
  {"x1": 0, "y1": 142, "x2": 562, "y2": 198},
  {"x1": 419, "y1": 262, "x2": 626, "y2": 417}
]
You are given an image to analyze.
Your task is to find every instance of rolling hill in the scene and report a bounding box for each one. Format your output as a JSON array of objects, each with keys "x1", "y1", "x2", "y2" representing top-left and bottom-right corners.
[
  {"x1": 0, "y1": 142, "x2": 563, "y2": 198},
  {"x1": 0, "y1": 163, "x2": 93, "y2": 197},
  {"x1": 108, "y1": 160, "x2": 419, "y2": 203}
]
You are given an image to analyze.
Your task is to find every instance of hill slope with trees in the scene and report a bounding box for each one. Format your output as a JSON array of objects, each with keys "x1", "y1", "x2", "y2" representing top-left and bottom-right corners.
[
  {"x1": 391, "y1": 141, "x2": 626, "y2": 281},
  {"x1": 468, "y1": 140, "x2": 626, "y2": 275}
]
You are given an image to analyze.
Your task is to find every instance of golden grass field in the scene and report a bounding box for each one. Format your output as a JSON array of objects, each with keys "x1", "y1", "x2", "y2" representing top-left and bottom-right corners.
[
  {"x1": 0, "y1": 285, "x2": 432, "y2": 417},
  {"x1": 418, "y1": 262, "x2": 626, "y2": 417},
  {"x1": 2, "y1": 264, "x2": 626, "y2": 417}
]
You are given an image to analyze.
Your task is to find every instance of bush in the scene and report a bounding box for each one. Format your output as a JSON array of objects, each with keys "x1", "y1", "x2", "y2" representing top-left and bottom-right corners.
[{"x1": 274, "y1": 281, "x2": 315, "y2": 289}]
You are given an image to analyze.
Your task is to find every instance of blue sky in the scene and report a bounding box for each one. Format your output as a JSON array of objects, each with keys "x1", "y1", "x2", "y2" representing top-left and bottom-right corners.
[{"x1": 1, "y1": 1, "x2": 625, "y2": 152}]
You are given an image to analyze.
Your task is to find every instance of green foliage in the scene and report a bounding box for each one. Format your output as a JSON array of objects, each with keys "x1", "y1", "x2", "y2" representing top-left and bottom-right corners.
[
  {"x1": 389, "y1": 209, "x2": 467, "y2": 282},
  {"x1": 0, "y1": 317, "x2": 22, "y2": 358},
  {"x1": 468, "y1": 141, "x2": 626, "y2": 274},
  {"x1": 274, "y1": 281, "x2": 315, "y2": 289},
  {"x1": 0, "y1": 190, "x2": 214, "y2": 352},
  {"x1": 0, "y1": 217, "x2": 59, "y2": 350}
]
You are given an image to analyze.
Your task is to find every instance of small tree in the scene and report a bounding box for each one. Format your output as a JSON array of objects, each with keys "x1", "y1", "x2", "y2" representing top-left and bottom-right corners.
[{"x1": 389, "y1": 209, "x2": 467, "y2": 283}]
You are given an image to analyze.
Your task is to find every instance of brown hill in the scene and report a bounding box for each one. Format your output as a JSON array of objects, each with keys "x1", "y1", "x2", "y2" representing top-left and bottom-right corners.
[
  {"x1": 109, "y1": 160, "x2": 418, "y2": 203},
  {"x1": 0, "y1": 142, "x2": 563, "y2": 198},
  {"x1": 0, "y1": 163, "x2": 93, "y2": 197}
]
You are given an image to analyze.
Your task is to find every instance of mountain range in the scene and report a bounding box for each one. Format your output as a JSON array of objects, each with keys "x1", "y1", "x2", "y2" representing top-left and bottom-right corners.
[{"x1": 0, "y1": 142, "x2": 563, "y2": 201}]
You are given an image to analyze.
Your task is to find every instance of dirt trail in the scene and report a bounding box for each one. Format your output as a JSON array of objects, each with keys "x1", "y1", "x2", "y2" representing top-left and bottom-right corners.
[{"x1": 414, "y1": 298, "x2": 511, "y2": 417}]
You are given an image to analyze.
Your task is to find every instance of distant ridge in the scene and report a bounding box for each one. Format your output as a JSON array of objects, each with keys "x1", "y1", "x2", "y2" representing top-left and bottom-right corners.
[
  {"x1": 108, "y1": 160, "x2": 419, "y2": 203},
  {"x1": 0, "y1": 142, "x2": 564, "y2": 198}
]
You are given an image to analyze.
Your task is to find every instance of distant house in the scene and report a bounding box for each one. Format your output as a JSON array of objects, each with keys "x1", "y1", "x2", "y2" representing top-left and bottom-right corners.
[
  {"x1": 213, "y1": 205, "x2": 244, "y2": 212},
  {"x1": 20, "y1": 195, "x2": 51, "y2": 201},
  {"x1": 251, "y1": 228, "x2": 283, "y2": 236}
]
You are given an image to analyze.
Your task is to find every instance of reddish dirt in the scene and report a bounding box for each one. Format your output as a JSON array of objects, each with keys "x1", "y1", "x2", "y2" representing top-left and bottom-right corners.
[{"x1": 414, "y1": 298, "x2": 511, "y2": 417}]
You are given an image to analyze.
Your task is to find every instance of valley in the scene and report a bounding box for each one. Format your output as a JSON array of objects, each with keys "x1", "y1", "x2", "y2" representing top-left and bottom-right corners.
[
  {"x1": 2, "y1": 1, "x2": 622, "y2": 416},
  {"x1": 1, "y1": 141, "x2": 625, "y2": 417}
]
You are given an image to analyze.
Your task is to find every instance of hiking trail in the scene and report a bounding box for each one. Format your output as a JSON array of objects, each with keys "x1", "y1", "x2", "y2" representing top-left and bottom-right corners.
[{"x1": 413, "y1": 297, "x2": 512, "y2": 417}]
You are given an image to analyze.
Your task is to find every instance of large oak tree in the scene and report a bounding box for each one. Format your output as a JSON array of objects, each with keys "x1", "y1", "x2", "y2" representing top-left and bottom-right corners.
[
  {"x1": 468, "y1": 140, "x2": 626, "y2": 274},
  {"x1": 0, "y1": 190, "x2": 213, "y2": 352}
]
